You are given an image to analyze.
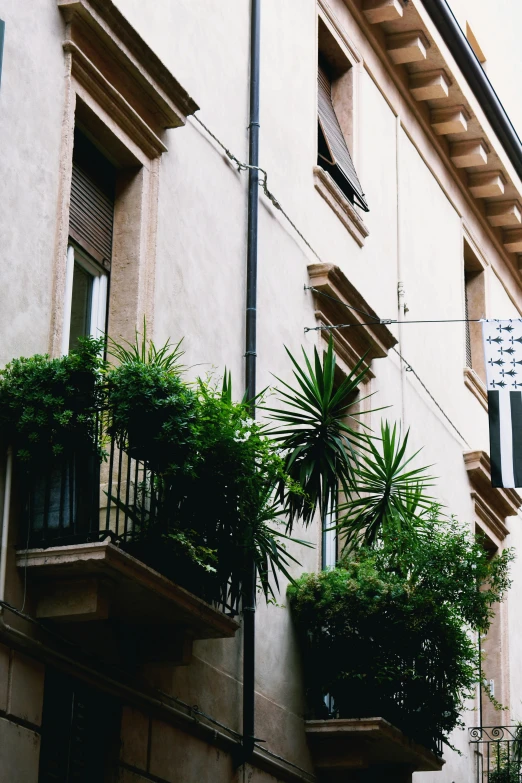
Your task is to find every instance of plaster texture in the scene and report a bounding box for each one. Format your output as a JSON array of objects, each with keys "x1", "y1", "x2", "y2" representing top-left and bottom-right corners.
[{"x1": 1, "y1": 0, "x2": 522, "y2": 781}]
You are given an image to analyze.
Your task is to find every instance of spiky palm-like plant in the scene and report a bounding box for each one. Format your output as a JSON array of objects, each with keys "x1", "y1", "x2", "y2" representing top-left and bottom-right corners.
[
  {"x1": 337, "y1": 421, "x2": 435, "y2": 554},
  {"x1": 265, "y1": 338, "x2": 370, "y2": 532}
]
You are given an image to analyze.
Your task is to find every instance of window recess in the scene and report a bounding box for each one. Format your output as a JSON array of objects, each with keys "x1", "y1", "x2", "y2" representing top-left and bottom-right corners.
[
  {"x1": 62, "y1": 130, "x2": 115, "y2": 354},
  {"x1": 317, "y1": 65, "x2": 369, "y2": 212}
]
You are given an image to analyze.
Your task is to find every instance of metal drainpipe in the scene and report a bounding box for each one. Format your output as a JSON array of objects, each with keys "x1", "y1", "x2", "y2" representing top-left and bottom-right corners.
[
  {"x1": 0, "y1": 447, "x2": 13, "y2": 603},
  {"x1": 421, "y1": 0, "x2": 522, "y2": 181},
  {"x1": 243, "y1": 0, "x2": 261, "y2": 763}
]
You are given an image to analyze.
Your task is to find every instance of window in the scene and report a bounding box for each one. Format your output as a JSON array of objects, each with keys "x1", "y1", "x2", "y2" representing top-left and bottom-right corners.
[
  {"x1": 39, "y1": 668, "x2": 121, "y2": 782},
  {"x1": 463, "y1": 238, "x2": 486, "y2": 384},
  {"x1": 62, "y1": 130, "x2": 115, "y2": 354},
  {"x1": 317, "y1": 63, "x2": 368, "y2": 212},
  {"x1": 477, "y1": 532, "x2": 504, "y2": 727},
  {"x1": 321, "y1": 372, "x2": 361, "y2": 571}
]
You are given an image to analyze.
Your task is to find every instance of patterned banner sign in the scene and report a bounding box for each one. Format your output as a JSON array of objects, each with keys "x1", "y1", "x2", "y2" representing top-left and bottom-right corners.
[{"x1": 482, "y1": 319, "x2": 522, "y2": 488}]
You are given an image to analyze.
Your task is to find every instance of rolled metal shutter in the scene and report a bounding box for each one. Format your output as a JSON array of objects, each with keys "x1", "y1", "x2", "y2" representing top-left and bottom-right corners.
[
  {"x1": 69, "y1": 130, "x2": 115, "y2": 266},
  {"x1": 318, "y1": 66, "x2": 369, "y2": 212}
]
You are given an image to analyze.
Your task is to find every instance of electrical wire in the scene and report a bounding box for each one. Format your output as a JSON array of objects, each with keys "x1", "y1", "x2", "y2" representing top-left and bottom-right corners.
[
  {"x1": 192, "y1": 114, "x2": 324, "y2": 265},
  {"x1": 391, "y1": 346, "x2": 470, "y2": 447},
  {"x1": 304, "y1": 317, "x2": 485, "y2": 331},
  {"x1": 309, "y1": 286, "x2": 471, "y2": 447},
  {"x1": 305, "y1": 285, "x2": 380, "y2": 322}
]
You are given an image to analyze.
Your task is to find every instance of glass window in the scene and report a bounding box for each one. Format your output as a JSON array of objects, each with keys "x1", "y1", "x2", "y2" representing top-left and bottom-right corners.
[{"x1": 62, "y1": 245, "x2": 108, "y2": 354}]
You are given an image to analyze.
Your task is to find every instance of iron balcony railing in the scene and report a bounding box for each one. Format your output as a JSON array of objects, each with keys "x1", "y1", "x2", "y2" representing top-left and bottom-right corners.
[
  {"x1": 20, "y1": 436, "x2": 240, "y2": 616},
  {"x1": 309, "y1": 653, "x2": 445, "y2": 757},
  {"x1": 470, "y1": 727, "x2": 522, "y2": 783}
]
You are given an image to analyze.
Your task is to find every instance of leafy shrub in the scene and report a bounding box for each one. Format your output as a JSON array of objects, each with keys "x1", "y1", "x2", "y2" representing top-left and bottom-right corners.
[
  {"x1": 0, "y1": 337, "x2": 105, "y2": 461},
  {"x1": 288, "y1": 516, "x2": 513, "y2": 754}
]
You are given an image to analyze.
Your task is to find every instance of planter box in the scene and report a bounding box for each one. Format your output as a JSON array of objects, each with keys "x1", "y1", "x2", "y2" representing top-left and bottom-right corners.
[{"x1": 305, "y1": 718, "x2": 444, "y2": 782}]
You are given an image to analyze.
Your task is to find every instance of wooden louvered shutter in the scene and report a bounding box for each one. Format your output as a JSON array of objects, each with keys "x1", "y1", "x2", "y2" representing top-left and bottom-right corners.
[
  {"x1": 69, "y1": 129, "x2": 116, "y2": 267},
  {"x1": 318, "y1": 66, "x2": 369, "y2": 212},
  {"x1": 464, "y1": 274, "x2": 472, "y2": 368}
]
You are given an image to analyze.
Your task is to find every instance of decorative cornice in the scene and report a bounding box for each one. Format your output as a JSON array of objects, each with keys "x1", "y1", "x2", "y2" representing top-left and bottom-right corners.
[
  {"x1": 464, "y1": 450, "x2": 521, "y2": 542},
  {"x1": 314, "y1": 167, "x2": 369, "y2": 247},
  {"x1": 345, "y1": 0, "x2": 522, "y2": 283},
  {"x1": 307, "y1": 263, "x2": 397, "y2": 374},
  {"x1": 58, "y1": 0, "x2": 198, "y2": 153},
  {"x1": 463, "y1": 367, "x2": 488, "y2": 412}
]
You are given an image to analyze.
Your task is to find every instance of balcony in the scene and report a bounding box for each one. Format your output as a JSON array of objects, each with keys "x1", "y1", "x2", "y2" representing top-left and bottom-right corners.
[
  {"x1": 469, "y1": 726, "x2": 522, "y2": 783},
  {"x1": 306, "y1": 717, "x2": 444, "y2": 782},
  {"x1": 15, "y1": 438, "x2": 240, "y2": 663}
]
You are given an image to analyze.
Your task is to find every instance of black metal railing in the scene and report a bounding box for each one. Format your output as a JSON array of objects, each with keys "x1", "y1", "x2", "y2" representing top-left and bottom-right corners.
[
  {"x1": 470, "y1": 727, "x2": 522, "y2": 783},
  {"x1": 20, "y1": 436, "x2": 240, "y2": 616},
  {"x1": 307, "y1": 646, "x2": 445, "y2": 757}
]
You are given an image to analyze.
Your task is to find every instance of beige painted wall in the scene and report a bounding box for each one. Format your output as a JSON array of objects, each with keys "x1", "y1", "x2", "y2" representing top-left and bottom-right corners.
[{"x1": 0, "y1": 0, "x2": 522, "y2": 781}]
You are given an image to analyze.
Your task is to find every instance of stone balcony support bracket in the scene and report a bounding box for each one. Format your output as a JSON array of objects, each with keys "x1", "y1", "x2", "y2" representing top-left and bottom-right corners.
[{"x1": 15, "y1": 542, "x2": 239, "y2": 664}]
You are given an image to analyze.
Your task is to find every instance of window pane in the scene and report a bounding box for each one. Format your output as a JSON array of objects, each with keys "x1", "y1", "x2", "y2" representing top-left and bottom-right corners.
[{"x1": 69, "y1": 263, "x2": 93, "y2": 352}]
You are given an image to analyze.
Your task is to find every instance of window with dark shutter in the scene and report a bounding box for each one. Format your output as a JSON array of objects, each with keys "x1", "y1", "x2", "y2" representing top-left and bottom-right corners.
[
  {"x1": 317, "y1": 66, "x2": 369, "y2": 212},
  {"x1": 38, "y1": 669, "x2": 121, "y2": 783},
  {"x1": 464, "y1": 272, "x2": 472, "y2": 368},
  {"x1": 70, "y1": 129, "x2": 116, "y2": 268},
  {"x1": 63, "y1": 130, "x2": 115, "y2": 353}
]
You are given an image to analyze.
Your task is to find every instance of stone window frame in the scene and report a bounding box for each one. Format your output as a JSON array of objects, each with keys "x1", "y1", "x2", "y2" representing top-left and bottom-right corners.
[
  {"x1": 464, "y1": 449, "x2": 521, "y2": 726},
  {"x1": 49, "y1": 0, "x2": 198, "y2": 355},
  {"x1": 315, "y1": 1, "x2": 369, "y2": 247},
  {"x1": 462, "y1": 227, "x2": 489, "y2": 411}
]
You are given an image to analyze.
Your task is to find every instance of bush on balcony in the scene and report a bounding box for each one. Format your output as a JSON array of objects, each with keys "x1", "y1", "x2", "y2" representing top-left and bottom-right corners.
[
  {"x1": 288, "y1": 514, "x2": 513, "y2": 754},
  {"x1": 104, "y1": 331, "x2": 307, "y2": 607},
  {"x1": 281, "y1": 416, "x2": 513, "y2": 755},
  {"x1": 0, "y1": 337, "x2": 105, "y2": 461}
]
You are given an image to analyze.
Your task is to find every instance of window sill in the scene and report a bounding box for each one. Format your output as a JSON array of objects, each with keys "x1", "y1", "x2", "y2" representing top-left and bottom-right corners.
[
  {"x1": 464, "y1": 366, "x2": 488, "y2": 411},
  {"x1": 313, "y1": 166, "x2": 369, "y2": 247}
]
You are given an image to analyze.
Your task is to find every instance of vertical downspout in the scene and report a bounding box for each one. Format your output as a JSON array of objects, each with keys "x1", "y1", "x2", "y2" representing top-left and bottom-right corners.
[
  {"x1": 0, "y1": 447, "x2": 13, "y2": 602},
  {"x1": 243, "y1": 0, "x2": 261, "y2": 762}
]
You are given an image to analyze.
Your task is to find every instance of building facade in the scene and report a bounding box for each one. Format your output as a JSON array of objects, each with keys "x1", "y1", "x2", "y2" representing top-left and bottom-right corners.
[{"x1": 0, "y1": 0, "x2": 522, "y2": 781}]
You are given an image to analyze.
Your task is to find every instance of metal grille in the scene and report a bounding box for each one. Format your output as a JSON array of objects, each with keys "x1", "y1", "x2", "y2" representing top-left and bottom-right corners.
[
  {"x1": 23, "y1": 435, "x2": 240, "y2": 616},
  {"x1": 317, "y1": 66, "x2": 369, "y2": 212},
  {"x1": 470, "y1": 727, "x2": 522, "y2": 783}
]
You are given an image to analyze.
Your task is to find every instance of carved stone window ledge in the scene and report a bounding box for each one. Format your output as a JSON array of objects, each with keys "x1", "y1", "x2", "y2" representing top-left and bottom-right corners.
[
  {"x1": 464, "y1": 367, "x2": 488, "y2": 412},
  {"x1": 464, "y1": 450, "x2": 521, "y2": 545},
  {"x1": 313, "y1": 166, "x2": 369, "y2": 247}
]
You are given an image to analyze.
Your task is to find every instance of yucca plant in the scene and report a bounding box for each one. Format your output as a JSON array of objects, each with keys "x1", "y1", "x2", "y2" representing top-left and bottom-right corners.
[
  {"x1": 107, "y1": 318, "x2": 184, "y2": 372},
  {"x1": 265, "y1": 338, "x2": 370, "y2": 532},
  {"x1": 337, "y1": 421, "x2": 434, "y2": 554}
]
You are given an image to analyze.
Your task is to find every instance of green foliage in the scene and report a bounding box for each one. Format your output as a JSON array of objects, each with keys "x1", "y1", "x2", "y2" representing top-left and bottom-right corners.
[
  {"x1": 265, "y1": 337, "x2": 370, "y2": 531},
  {"x1": 288, "y1": 517, "x2": 513, "y2": 754},
  {"x1": 337, "y1": 421, "x2": 434, "y2": 556},
  {"x1": 108, "y1": 319, "x2": 184, "y2": 373},
  {"x1": 106, "y1": 331, "x2": 310, "y2": 605},
  {"x1": 488, "y1": 726, "x2": 522, "y2": 783},
  {"x1": 0, "y1": 337, "x2": 105, "y2": 461}
]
